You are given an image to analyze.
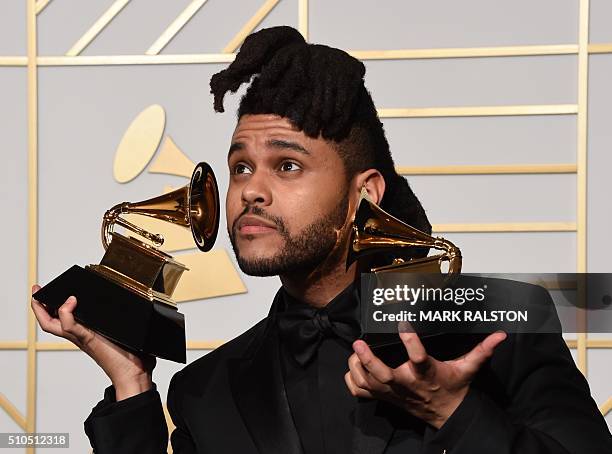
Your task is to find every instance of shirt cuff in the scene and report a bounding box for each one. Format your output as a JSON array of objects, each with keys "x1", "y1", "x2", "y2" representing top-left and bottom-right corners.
[
  {"x1": 88, "y1": 382, "x2": 159, "y2": 417},
  {"x1": 84, "y1": 382, "x2": 167, "y2": 453}
]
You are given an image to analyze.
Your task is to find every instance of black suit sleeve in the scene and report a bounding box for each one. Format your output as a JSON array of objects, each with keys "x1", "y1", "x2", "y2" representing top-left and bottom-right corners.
[
  {"x1": 167, "y1": 370, "x2": 198, "y2": 453},
  {"x1": 420, "y1": 286, "x2": 612, "y2": 454},
  {"x1": 84, "y1": 373, "x2": 197, "y2": 453},
  {"x1": 84, "y1": 382, "x2": 168, "y2": 453}
]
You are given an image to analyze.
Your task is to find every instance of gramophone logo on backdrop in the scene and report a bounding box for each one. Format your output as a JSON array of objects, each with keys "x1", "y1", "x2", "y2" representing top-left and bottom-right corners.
[{"x1": 113, "y1": 104, "x2": 246, "y2": 302}]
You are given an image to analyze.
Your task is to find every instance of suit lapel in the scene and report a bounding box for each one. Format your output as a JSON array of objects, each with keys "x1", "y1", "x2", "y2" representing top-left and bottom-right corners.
[{"x1": 228, "y1": 291, "x2": 302, "y2": 454}]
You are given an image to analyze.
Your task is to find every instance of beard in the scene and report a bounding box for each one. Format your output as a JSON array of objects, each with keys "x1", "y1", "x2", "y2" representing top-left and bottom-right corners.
[{"x1": 228, "y1": 192, "x2": 350, "y2": 276}]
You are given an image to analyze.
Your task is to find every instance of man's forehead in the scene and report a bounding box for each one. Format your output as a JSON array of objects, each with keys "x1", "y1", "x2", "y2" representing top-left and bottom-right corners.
[
  {"x1": 232, "y1": 114, "x2": 302, "y2": 137},
  {"x1": 228, "y1": 113, "x2": 339, "y2": 161}
]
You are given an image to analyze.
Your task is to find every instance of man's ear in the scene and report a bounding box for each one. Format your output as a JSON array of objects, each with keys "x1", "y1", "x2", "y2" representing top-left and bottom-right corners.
[{"x1": 355, "y1": 169, "x2": 386, "y2": 205}]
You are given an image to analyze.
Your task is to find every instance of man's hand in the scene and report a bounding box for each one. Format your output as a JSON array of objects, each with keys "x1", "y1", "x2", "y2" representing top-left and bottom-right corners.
[
  {"x1": 31, "y1": 285, "x2": 155, "y2": 400},
  {"x1": 344, "y1": 329, "x2": 507, "y2": 429}
]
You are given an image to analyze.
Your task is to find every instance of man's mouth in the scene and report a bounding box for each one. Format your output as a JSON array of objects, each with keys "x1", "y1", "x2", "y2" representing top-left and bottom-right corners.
[{"x1": 237, "y1": 215, "x2": 278, "y2": 235}]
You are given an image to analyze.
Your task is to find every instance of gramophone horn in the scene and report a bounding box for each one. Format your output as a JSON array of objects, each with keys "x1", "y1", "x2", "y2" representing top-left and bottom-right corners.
[
  {"x1": 101, "y1": 162, "x2": 220, "y2": 252},
  {"x1": 187, "y1": 161, "x2": 219, "y2": 252},
  {"x1": 347, "y1": 188, "x2": 462, "y2": 276}
]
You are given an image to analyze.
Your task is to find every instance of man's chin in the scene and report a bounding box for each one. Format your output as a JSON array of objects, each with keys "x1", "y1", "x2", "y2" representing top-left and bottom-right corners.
[{"x1": 236, "y1": 258, "x2": 283, "y2": 277}]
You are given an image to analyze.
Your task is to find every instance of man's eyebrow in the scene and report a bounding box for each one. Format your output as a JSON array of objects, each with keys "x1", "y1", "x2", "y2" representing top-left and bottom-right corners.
[
  {"x1": 266, "y1": 139, "x2": 310, "y2": 155},
  {"x1": 227, "y1": 142, "x2": 244, "y2": 159},
  {"x1": 227, "y1": 139, "x2": 310, "y2": 160}
]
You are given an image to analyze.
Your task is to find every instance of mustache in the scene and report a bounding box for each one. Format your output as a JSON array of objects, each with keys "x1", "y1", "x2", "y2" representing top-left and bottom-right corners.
[{"x1": 232, "y1": 206, "x2": 287, "y2": 235}]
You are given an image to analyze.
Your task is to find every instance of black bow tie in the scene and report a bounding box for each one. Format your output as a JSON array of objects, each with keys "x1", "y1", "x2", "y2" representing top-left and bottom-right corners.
[{"x1": 276, "y1": 284, "x2": 362, "y2": 366}]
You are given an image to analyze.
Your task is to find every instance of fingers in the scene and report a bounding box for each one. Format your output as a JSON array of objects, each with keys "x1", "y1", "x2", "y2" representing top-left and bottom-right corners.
[
  {"x1": 457, "y1": 331, "x2": 507, "y2": 377},
  {"x1": 345, "y1": 341, "x2": 395, "y2": 398},
  {"x1": 347, "y1": 351, "x2": 370, "y2": 388},
  {"x1": 352, "y1": 340, "x2": 394, "y2": 385},
  {"x1": 56, "y1": 296, "x2": 94, "y2": 347},
  {"x1": 398, "y1": 320, "x2": 415, "y2": 333},
  {"x1": 31, "y1": 286, "x2": 64, "y2": 337},
  {"x1": 344, "y1": 371, "x2": 374, "y2": 398},
  {"x1": 31, "y1": 287, "x2": 95, "y2": 349},
  {"x1": 399, "y1": 332, "x2": 433, "y2": 377},
  {"x1": 56, "y1": 296, "x2": 79, "y2": 335},
  {"x1": 348, "y1": 353, "x2": 390, "y2": 396}
]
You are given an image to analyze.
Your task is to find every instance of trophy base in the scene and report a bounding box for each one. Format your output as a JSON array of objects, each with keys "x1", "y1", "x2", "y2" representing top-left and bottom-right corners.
[{"x1": 33, "y1": 265, "x2": 186, "y2": 363}]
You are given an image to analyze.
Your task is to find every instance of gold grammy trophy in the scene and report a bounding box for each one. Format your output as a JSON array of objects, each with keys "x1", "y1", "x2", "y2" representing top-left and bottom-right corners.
[
  {"x1": 347, "y1": 187, "x2": 462, "y2": 276},
  {"x1": 347, "y1": 188, "x2": 463, "y2": 352},
  {"x1": 33, "y1": 162, "x2": 220, "y2": 363}
]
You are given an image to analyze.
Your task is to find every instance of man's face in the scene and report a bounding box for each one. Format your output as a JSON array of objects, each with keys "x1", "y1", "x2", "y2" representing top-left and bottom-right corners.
[{"x1": 226, "y1": 114, "x2": 352, "y2": 276}]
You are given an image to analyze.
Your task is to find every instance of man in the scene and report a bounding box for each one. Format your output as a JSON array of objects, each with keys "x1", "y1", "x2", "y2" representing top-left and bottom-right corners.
[{"x1": 32, "y1": 26, "x2": 611, "y2": 453}]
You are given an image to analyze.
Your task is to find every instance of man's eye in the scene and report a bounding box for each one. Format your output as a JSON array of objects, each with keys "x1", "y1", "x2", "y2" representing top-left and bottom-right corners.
[
  {"x1": 279, "y1": 161, "x2": 300, "y2": 172},
  {"x1": 233, "y1": 163, "x2": 252, "y2": 175}
]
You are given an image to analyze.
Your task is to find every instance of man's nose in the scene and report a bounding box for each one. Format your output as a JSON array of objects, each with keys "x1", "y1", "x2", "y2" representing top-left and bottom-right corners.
[{"x1": 241, "y1": 170, "x2": 272, "y2": 206}]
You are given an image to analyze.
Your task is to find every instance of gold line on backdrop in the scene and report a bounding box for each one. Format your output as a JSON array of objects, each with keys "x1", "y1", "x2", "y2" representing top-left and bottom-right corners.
[
  {"x1": 378, "y1": 104, "x2": 578, "y2": 118},
  {"x1": 0, "y1": 341, "x2": 28, "y2": 350},
  {"x1": 298, "y1": 0, "x2": 308, "y2": 40},
  {"x1": 590, "y1": 43, "x2": 612, "y2": 53},
  {"x1": 37, "y1": 53, "x2": 237, "y2": 66},
  {"x1": 0, "y1": 393, "x2": 26, "y2": 431},
  {"x1": 396, "y1": 164, "x2": 577, "y2": 175},
  {"x1": 0, "y1": 57, "x2": 27, "y2": 66},
  {"x1": 601, "y1": 397, "x2": 612, "y2": 417},
  {"x1": 1, "y1": 0, "x2": 610, "y2": 449},
  {"x1": 146, "y1": 0, "x2": 210, "y2": 56},
  {"x1": 4, "y1": 44, "x2": 612, "y2": 68},
  {"x1": 223, "y1": 0, "x2": 281, "y2": 53},
  {"x1": 65, "y1": 0, "x2": 131, "y2": 57},
  {"x1": 6, "y1": 337, "x2": 612, "y2": 348},
  {"x1": 432, "y1": 222, "x2": 577, "y2": 233},
  {"x1": 575, "y1": 0, "x2": 591, "y2": 375},
  {"x1": 6, "y1": 338, "x2": 612, "y2": 352},
  {"x1": 34, "y1": 0, "x2": 52, "y2": 16},
  {"x1": 26, "y1": 0, "x2": 38, "y2": 451},
  {"x1": 350, "y1": 44, "x2": 580, "y2": 60}
]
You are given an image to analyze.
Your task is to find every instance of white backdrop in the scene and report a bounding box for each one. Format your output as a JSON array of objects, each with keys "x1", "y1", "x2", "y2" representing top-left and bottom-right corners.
[{"x1": 1, "y1": 1, "x2": 611, "y2": 452}]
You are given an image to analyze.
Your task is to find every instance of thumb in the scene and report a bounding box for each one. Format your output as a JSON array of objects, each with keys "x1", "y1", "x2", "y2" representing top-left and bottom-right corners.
[
  {"x1": 57, "y1": 296, "x2": 94, "y2": 347},
  {"x1": 456, "y1": 331, "x2": 507, "y2": 378}
]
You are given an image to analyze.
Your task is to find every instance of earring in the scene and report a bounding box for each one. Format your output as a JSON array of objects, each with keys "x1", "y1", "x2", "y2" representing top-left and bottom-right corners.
[{"x1": 360, "y1": 183, "x2": 369, "y2": 199}]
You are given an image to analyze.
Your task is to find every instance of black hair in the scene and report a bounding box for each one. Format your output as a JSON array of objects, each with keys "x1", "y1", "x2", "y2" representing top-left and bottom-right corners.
[{"x1": 210, "y1": 26, "x2": 431, "y2": 262}]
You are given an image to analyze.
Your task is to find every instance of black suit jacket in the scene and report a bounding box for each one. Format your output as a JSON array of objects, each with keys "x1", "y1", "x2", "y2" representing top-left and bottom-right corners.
[{"x1": 84, "y1": 281, "x2": 612, "y2": 453}]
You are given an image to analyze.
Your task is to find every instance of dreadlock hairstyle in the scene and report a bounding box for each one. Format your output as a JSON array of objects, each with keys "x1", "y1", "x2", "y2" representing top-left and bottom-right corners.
[{"x1": 210, "y1": 26, "x2": 432, "y2": 263}]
